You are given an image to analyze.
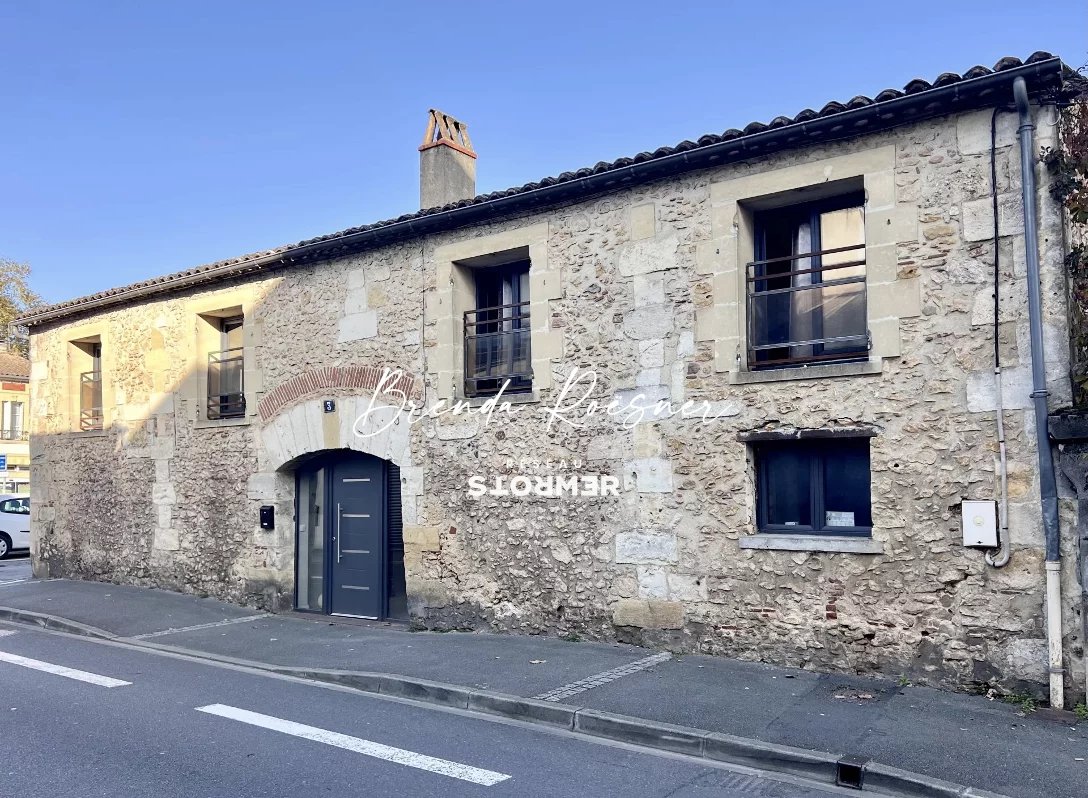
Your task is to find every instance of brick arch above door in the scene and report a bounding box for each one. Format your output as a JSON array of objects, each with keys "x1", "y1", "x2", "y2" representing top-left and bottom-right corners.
[
  {"x1": 254, "y1": 391, "x2": 422, "y2": 529},
  {"x1": 256, "y1": 364, "x2": 423, "y2": 423}
]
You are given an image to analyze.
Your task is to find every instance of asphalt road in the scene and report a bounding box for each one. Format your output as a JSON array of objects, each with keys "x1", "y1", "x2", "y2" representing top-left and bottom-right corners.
[
  {"x1": 0, "y1": 623, "x2": 854, "y2": 798},
  {"x1": 0, "y1": 622, "x2": 852, "y2": 796},
  {"x1": 0, "y1": 552, "x2": 30, "y2": 584}
]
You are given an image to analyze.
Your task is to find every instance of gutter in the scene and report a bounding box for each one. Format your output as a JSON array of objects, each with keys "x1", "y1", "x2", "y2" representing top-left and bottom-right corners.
[
  {"x1": 17, "y1": 57, "x2": 1066, "y2": 329},
  {"x1": 1013, "y1": 76, "x2": 1065, "y2": 709}
]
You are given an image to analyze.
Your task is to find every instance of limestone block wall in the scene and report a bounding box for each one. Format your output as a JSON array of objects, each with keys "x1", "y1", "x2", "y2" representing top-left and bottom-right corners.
[
  {"x1": 29, "y1": 245, "x2": 426, "y2": 608},
  {"x1": 27, "y1": 106, "x2": 1082, "y2": 699}
]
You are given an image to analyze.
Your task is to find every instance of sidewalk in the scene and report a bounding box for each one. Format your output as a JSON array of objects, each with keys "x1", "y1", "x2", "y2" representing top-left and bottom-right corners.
[{"x1": 1, "y1": 577, "x2": 1084, "y2": 798}]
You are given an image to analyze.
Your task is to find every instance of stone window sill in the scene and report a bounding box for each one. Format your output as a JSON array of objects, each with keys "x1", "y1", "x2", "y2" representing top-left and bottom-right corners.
[
  {"x1": 739, "y1": 534, "x2": 884, "y2": 554},
  {"x1": 729, "y1": 358, "x2": 883, "y2": 385},
  {"x1": 67, "y1": 428, "x2": 110, "y2": 438},
  {"x1": 456, "y1": 391, "x2": 540, "y2": 408},
  {"x1": 194, "y1": 416, "x2": 252, "y2": 429}
]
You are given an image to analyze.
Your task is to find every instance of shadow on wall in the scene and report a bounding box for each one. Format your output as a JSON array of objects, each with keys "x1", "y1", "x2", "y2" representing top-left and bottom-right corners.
[{"x1": 29, "y1": 262, "x2": 427, "y2": 616}]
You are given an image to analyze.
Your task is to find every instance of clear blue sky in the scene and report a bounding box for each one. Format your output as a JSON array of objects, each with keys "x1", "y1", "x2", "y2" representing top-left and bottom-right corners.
[{"x1": 2, "y1": 1, "x2": 1085, "y2": 304}]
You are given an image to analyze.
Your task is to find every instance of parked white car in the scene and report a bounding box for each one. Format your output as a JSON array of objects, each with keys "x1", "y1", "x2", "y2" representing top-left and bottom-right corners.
[{"x1": 0, "y1": 494, "x2": 29, "y2": 559}]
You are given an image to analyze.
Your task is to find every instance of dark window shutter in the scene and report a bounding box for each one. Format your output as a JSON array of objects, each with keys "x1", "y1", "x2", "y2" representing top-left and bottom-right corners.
[{"x1": 387, "y1": 462, "x2": 403, "y2": 548}]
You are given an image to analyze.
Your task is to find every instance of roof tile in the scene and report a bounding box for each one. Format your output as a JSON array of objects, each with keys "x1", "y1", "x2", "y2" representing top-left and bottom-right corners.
[{"x1": 0, "y1": 353, "x2": 30, "y2": 380}]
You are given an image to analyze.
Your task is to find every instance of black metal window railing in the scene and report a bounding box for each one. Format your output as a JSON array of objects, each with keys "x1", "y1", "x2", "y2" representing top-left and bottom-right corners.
[
  {"x1": 464, "y1": 301, "x2": 532, "y2": 397},
  {"x1": 80, "y1": 371, "x2": 104, "y2": 431},
  {"x1": 746, "y1": 243, "x2": 869, "y2": 369},
  {"x1": 207, "y1": 347, "x2": 245, "y2": 419}
]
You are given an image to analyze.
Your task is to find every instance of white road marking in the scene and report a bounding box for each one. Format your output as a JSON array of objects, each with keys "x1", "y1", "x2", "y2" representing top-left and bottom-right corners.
[
  {"x1": 0, "y1": 650, "x2": 131, "y2": 687},
  {"x1": 129, "y1": 614, "x2": 264, "y2": 639},
  {"x1": 533, "y1": 652, "x2": 672, "y2": 702},
  {"x1": 0, "y1": 578, "x2": 28, "y2": 586},
  {"x1": 0, "y1": 630, "x2": 15, "y2": 638},
  {"x1": 196, "y1": 704, "x2": 510, "y2": 786}
]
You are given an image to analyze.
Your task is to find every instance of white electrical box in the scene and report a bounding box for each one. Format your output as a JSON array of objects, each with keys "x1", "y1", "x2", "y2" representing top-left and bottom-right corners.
[{"x1": 962, "y1": 500, "x2": 998, "y2": 548}]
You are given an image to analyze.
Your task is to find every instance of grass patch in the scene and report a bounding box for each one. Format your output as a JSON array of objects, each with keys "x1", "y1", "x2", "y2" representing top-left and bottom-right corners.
[{"x1": 1003, "y1": 692, "x2": 1038, "y2": 714}]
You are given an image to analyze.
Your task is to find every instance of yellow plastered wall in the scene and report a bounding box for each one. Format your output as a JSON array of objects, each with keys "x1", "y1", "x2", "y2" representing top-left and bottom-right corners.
[{"x1": 0, "y1": 380, "x2": 30, "y2": 491}]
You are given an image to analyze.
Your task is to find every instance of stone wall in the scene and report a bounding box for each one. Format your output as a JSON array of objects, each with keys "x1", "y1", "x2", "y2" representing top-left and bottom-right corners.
[{"x1": 27, "y1": 106, "x2": 1084, "y2": 701}]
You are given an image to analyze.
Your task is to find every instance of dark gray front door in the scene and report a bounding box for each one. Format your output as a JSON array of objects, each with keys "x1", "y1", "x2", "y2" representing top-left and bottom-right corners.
[{"x1": 329, "y1": 455, "x2": 385, "y2": 618}]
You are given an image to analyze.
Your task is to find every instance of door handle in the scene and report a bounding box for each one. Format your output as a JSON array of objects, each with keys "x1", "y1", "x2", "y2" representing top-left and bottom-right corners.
[{"x1": 336, "y1": 502, "x2": 342, "y2": 563}]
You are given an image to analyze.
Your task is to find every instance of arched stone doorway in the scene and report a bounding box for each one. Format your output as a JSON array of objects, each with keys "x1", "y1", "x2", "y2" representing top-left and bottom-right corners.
[{"x1": 294, "y1": 449, "x2": 407, "y2": 620}]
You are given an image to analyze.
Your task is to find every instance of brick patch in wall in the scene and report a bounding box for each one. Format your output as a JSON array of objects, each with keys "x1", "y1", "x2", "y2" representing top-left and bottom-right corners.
[{"x1": 257, "y1": 364, "x2": 423, "y2": 422}]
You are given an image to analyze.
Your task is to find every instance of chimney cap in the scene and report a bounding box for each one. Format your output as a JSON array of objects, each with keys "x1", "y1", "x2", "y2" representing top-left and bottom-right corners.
[{"x1": 419, "y1": 108, "x2": 476, "y2": 159}]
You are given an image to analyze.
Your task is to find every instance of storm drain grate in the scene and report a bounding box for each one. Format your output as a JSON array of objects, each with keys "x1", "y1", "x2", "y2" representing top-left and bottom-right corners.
[{"x1": 835, "y1": 755, "x2": 868, "y2": 789}]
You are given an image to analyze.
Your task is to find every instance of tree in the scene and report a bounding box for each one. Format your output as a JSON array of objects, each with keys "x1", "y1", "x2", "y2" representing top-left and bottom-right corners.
[
  {"x1": 0, "y1": 259, "x2": 43, "y2": 357},
  {"x1": 1042, "y1": 67, "x2": 1088, "y2": 406}
]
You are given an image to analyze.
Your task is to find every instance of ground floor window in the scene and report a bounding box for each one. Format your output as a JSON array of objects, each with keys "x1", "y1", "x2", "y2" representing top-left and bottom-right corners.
[{"x1": 753, "y1": 437, "x2": 872, "y2": 535}]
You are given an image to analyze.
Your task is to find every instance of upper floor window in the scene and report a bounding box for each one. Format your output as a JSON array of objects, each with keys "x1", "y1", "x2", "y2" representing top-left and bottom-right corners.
[
  {"x1": 1, "y1": 401, "x2": 25, "y2": 440},
  {"x1": 753, "y1": 437, "x2": 872, "y2": 536},
  {"x1": 747, "y1": 193, "x2": 868, "y2": 369},
  {"x1": 207, "y1": 315, "x2": 245, "y2": 419},
  {"x1": 77, "y1": 339, "x2": 103, "y2": 431},
  {"x1": 463, "y1": 261, "x2": 532, "y2": 398}
]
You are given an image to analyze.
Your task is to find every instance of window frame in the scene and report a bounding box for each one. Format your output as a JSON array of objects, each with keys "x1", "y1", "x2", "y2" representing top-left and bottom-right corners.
[
  {"x1": 1, "y1": 400, "x2": 25, "y2": 440},
  {"x1": 206, "y1": 314, "x2": 246, "y2": 421},
  {"x1": 748, "y1": 191, "x2": 869, "y2": 370},
  {"x1": 462, "y1": 259, "x2": 533, "y2": 398},
  {"x1": 753, "y1": 438, "x2": 872, "y2": 538},
  {"x1": 66, "y1": 333, "x2": 106, "y2": 433},
  {"x1": 80, "y1": 341, "x2": 104, "y2": 431}
]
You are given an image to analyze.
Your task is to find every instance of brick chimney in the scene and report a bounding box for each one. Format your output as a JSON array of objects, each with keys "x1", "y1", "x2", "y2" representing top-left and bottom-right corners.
[{"x1": 419, "y1": 109, "x2": 476, "y2": 209}]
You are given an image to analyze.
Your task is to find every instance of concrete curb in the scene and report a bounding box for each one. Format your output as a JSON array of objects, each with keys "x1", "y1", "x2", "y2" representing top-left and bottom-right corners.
[
  {"x1": 0, "y1": 606, "x2": 118, "y2": 640},
  {"x1": 0, "y1": 605, "x2": 1009, "y2": 797}
]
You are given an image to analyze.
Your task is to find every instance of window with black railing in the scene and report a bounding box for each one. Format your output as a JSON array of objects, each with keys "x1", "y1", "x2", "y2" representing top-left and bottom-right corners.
[
  {"x1": 464, "y1": 262, "x2": 532, "y2": 397},
  {"x1": 208, "y1": 348, "x2": 245, "y2": 419},
  {"x1": 207, "y1": 315, "x2": 245, "y2": 419},
  {"x1": 748, "y1": 195, "x2": 868, "y2": 369},
  {"x1": 79, "y1": 373, "x2": 103, "y2": 431}
]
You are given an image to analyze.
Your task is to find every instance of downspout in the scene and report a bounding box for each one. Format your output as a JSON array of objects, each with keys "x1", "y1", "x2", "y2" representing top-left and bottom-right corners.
[{"x1": 1014, "y1": 76, "x2": 1064, "y2": 708}]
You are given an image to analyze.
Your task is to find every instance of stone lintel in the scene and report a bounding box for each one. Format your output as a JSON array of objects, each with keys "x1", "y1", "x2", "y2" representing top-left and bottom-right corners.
[{"x1": 737, "y1": 425, "x2": 879, "y2": 442}]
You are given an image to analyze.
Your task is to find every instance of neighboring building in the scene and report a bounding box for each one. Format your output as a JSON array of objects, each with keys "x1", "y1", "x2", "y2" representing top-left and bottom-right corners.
[
  {"x1": 19, "y1": 53, "x2": 1088, "y2": 704},
  {"x1": 0, "y1": 353, "x2": 31, "y2": 494}
]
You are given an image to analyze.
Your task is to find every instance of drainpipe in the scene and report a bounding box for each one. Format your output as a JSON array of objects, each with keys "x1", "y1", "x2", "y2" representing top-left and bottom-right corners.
[{"x1": 1013, "y1": 76, "x2": 1064, "y2": 709}]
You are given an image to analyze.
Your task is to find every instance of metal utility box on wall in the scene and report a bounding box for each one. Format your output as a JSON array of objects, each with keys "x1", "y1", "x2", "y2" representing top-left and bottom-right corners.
[
  {"x1": 961, "y1": 500, "x2": 997, "y2": 548},
  {"x1": 259, "y1": 505, "x2": 274, "y2": 530}
]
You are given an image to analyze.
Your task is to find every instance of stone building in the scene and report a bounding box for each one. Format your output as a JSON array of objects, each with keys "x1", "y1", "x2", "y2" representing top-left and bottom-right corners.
[{"x1": 20, "y1": 53, "x2": 1088, "y2": 704}]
